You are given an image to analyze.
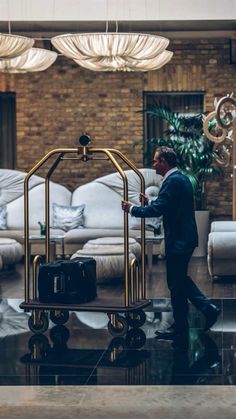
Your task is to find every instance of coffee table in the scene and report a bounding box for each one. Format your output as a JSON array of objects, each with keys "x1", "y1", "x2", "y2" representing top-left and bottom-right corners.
[
  {"x1": 28, "y1": 235, "x2": 65, "y2": 260},
  {"x1": 136, "y1": 234, "x2": 164, "y2": 275}
]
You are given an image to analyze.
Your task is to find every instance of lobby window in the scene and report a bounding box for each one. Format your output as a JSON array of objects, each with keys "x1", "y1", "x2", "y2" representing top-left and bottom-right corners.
[
  {"x1": 143, "y1": 92, "x2": 204, "y2": 166},
  {"x1": 0, "y1": 92, "x2": 16, "y2": 169}
]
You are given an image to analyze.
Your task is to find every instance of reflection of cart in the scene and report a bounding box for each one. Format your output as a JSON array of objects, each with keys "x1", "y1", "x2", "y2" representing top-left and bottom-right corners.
[
  {"x1": 21, "y1": 325, "x2": 149, "y2": 385},
  {"x1": 20, "y1": 142, "x2": 151, "y2": 336}
]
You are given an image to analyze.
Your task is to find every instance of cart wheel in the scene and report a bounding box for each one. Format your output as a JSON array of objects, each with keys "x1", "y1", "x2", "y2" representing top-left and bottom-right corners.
[
  {"x1": 125, "y1": 309, "x2": 146, "y2": 328},
  {"x1": 28, "y1": 334, "x2": 50, "y2": 359},
  {"x1": 28, "y1": 312, "x2": 49, "y2": 334},
  {"x1": 107, "y1": 316, "x2": 128, "y2": 337},
  {"x1": 50, "y1": 310, "x2": 69, "y2": 325},
  {"x1": 125, "y1": 328, "x2": 146, "y2": 349},
  {"x1": 50, "y1": 325, "x2": 70, "y2": 347},
  {"x1": 106, "y1": 337, "x2": 126, "y2": 363}
]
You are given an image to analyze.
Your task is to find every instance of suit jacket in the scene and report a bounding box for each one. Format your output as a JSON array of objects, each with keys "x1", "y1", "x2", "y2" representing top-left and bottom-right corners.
[{"x1": 131, "y1": 171, "x2": 198, "y2": 254}]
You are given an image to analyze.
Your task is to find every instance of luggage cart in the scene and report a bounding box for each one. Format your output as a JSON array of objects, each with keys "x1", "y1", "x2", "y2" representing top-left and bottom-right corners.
[{"x1": 20, "y1": 139, "x2": 151, "y2": 336}]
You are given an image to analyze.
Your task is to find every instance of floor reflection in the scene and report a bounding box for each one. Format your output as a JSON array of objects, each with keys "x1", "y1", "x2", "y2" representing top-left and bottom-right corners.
[
  {"x1": 170, "y1": 332, "x2": 222, "y2": 384},
  {"x1": 21, "y1": 326, "x2": 149, "y2": 385},
  {"x1": 0, "y1": 298, "x2": 236, "y2": 385}
]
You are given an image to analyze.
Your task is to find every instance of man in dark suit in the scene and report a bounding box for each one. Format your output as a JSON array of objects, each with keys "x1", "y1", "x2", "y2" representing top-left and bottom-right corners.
[{"x1": 121, "y1": 146, "x2": 220, "y2": 346}]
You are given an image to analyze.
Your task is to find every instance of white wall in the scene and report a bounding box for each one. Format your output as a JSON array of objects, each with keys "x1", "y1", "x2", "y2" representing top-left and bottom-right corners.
[{"x1": 0, "y1": 0, "x2": 235, "y2": 21}]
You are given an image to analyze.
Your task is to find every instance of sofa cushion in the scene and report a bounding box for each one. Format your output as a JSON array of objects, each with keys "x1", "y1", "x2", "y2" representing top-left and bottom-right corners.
[
  {"x1": 64, "y1": 228, "x2": 126, "y2": 243},
  {"x1": 208, "y1": 232, "x2": 236, "y2": 259},
  {"x1": 72, "y1": 183, "x2": 124, "y2": 228},
  {"x1": 52, "y1": 203, "x2": 85, "y2": 231},
  {"x1": 64, "y1": 227, "x2": 158, "y2": 243},
  {"x1": 0, "y1": 169, "x2": 44, "y2": 206},
  {"x1": 211, "y1": 221, "x2": 236, "y2": 232},
  {"x1": 94, "y1": 168, "x2": 162, "y2": 205},
  {"x1": 207, "y1": 231, "x2": 236, "y2": 276},
  {"x1": 7, "y1": 182, "x2": 71, "y2": 229}
]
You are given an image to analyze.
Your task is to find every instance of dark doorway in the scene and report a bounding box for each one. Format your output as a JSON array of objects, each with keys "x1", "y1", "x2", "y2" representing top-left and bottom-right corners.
[{"x1": 0, "y1": 92, "x2": 16, "y2": 168}]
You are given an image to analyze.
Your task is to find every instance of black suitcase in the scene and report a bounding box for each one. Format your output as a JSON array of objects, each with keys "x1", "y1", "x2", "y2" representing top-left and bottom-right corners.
[{"x1": 38, "y1": 257, "x2": 97, "y2": 304}]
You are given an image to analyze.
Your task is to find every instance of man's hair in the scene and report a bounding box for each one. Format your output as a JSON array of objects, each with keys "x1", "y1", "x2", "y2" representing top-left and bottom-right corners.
[{"x1": 156, "y1": 146, "x2": 177, "y2": 168}]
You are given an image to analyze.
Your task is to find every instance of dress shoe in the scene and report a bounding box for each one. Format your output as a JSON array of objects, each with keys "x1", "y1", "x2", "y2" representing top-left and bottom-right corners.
[
  {"x1": 155, "y1": 330, "x2": 176, "y2": 340},
  {"x1": 155, "y1": 328, "x2": 189, "y2": 352},
  {"x1": 203, "y1": 304, "x2": 221, "y2": 331},
  {"x1": 154, "y1": 323, "x2": 176, "y2": 336}
]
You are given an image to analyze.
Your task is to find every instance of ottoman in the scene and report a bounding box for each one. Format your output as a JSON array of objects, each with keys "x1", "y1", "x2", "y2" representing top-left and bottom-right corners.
[
  {"x1": 71, "y1": 246, "x2": 136, "y2": 283},
  {"x1": 0, "y1": 238, "x2": 23, "y2": 269},
  {"x1": 208, "y1": 232, "x2": 236, "y2": 278},
  {"x1": 83, "y1": 237, "x2": 141, "y2": 260}
]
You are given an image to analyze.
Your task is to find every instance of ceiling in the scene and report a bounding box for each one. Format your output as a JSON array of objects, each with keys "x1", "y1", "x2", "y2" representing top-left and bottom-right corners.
[{"x1": 0, "y1": 19, "x2": 236, "y2": 39}]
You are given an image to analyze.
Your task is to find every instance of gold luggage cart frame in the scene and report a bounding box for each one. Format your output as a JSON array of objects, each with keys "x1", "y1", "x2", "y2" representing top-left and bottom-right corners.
[{"x1": 20, "y1": 145, "x2": 151, "y2": 336}]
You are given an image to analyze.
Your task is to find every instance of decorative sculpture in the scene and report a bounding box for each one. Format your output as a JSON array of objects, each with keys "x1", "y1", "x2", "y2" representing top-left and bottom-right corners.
[{"x1": 204, "y1": 94, "x2": 236, "y2": 218}]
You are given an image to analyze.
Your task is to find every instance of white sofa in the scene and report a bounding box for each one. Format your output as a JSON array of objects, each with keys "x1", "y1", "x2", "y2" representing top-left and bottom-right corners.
[
  {"x1": 0, "y1": 168, "x2": 163, "y2": 256},
  {"x1": 208, "y1": 221, "x2": 236, "y2": 278}
]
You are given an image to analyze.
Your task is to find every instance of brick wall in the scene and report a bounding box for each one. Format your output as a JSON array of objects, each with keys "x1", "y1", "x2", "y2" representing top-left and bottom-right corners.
[
  {"x1": 0, "y1": 58, "x2": 145, "y2": 190},
  {"x1": 0, "y1": 37, "x2": 235, "y2": 219}
]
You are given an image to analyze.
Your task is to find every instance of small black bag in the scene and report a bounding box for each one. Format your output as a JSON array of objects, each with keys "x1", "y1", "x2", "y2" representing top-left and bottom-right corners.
[{"x1": 38, "y1": 257, "x2": 97, "y2": 304}]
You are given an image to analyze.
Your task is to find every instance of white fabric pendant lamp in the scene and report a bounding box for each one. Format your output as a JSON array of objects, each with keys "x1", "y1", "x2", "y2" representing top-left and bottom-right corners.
[
  {"x1": 51, "y1": 32, "x2": 173, "y2": 72},
  {"x1": 0, "y1": 33, "x2": 34, "y2": 59},
  {"x1": 0, "y1": 48, "x2": 58, "y2": 73}
]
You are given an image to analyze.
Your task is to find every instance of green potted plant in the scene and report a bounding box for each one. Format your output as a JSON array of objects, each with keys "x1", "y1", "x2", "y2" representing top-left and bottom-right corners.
[{"x1": 141, "y1": 104, "x2": 223, "y2": 256}]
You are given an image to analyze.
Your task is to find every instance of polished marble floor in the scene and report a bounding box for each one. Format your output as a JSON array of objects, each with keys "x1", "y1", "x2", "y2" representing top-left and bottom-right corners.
[{"x1": 0, "y1": 298, "x2": 236, "y2": 386}]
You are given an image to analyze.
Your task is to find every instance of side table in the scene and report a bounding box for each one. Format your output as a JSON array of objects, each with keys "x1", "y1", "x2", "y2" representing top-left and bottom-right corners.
[
  {"x1": 27, "y1": 235, "x2": 65, "y2": 261},
  {"x1": 136, "y1": 234, "x2": 164, "y2": 275}
]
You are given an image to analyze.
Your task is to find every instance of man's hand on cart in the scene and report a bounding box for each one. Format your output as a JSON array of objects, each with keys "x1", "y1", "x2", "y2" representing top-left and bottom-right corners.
[
  {"x1": 121, "y1": 200, "x2": 132, "y2": 213},
  {"x1": 139, "y1": 193, "x2": 149, "y2": 206}
]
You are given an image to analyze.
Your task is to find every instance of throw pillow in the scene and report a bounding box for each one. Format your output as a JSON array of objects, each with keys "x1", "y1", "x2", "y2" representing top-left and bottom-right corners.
[
  {"x1": 52, "y1": 203, "x2": 85, "y2": 232},
  {"x1": 0, "y1": 206, "x2": 7, "y2": 230}
]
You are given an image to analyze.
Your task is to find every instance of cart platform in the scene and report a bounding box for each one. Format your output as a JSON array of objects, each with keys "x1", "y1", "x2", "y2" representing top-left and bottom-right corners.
[{"x1": 20, "y1": 297, "x2": 151, "y2": 313}]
